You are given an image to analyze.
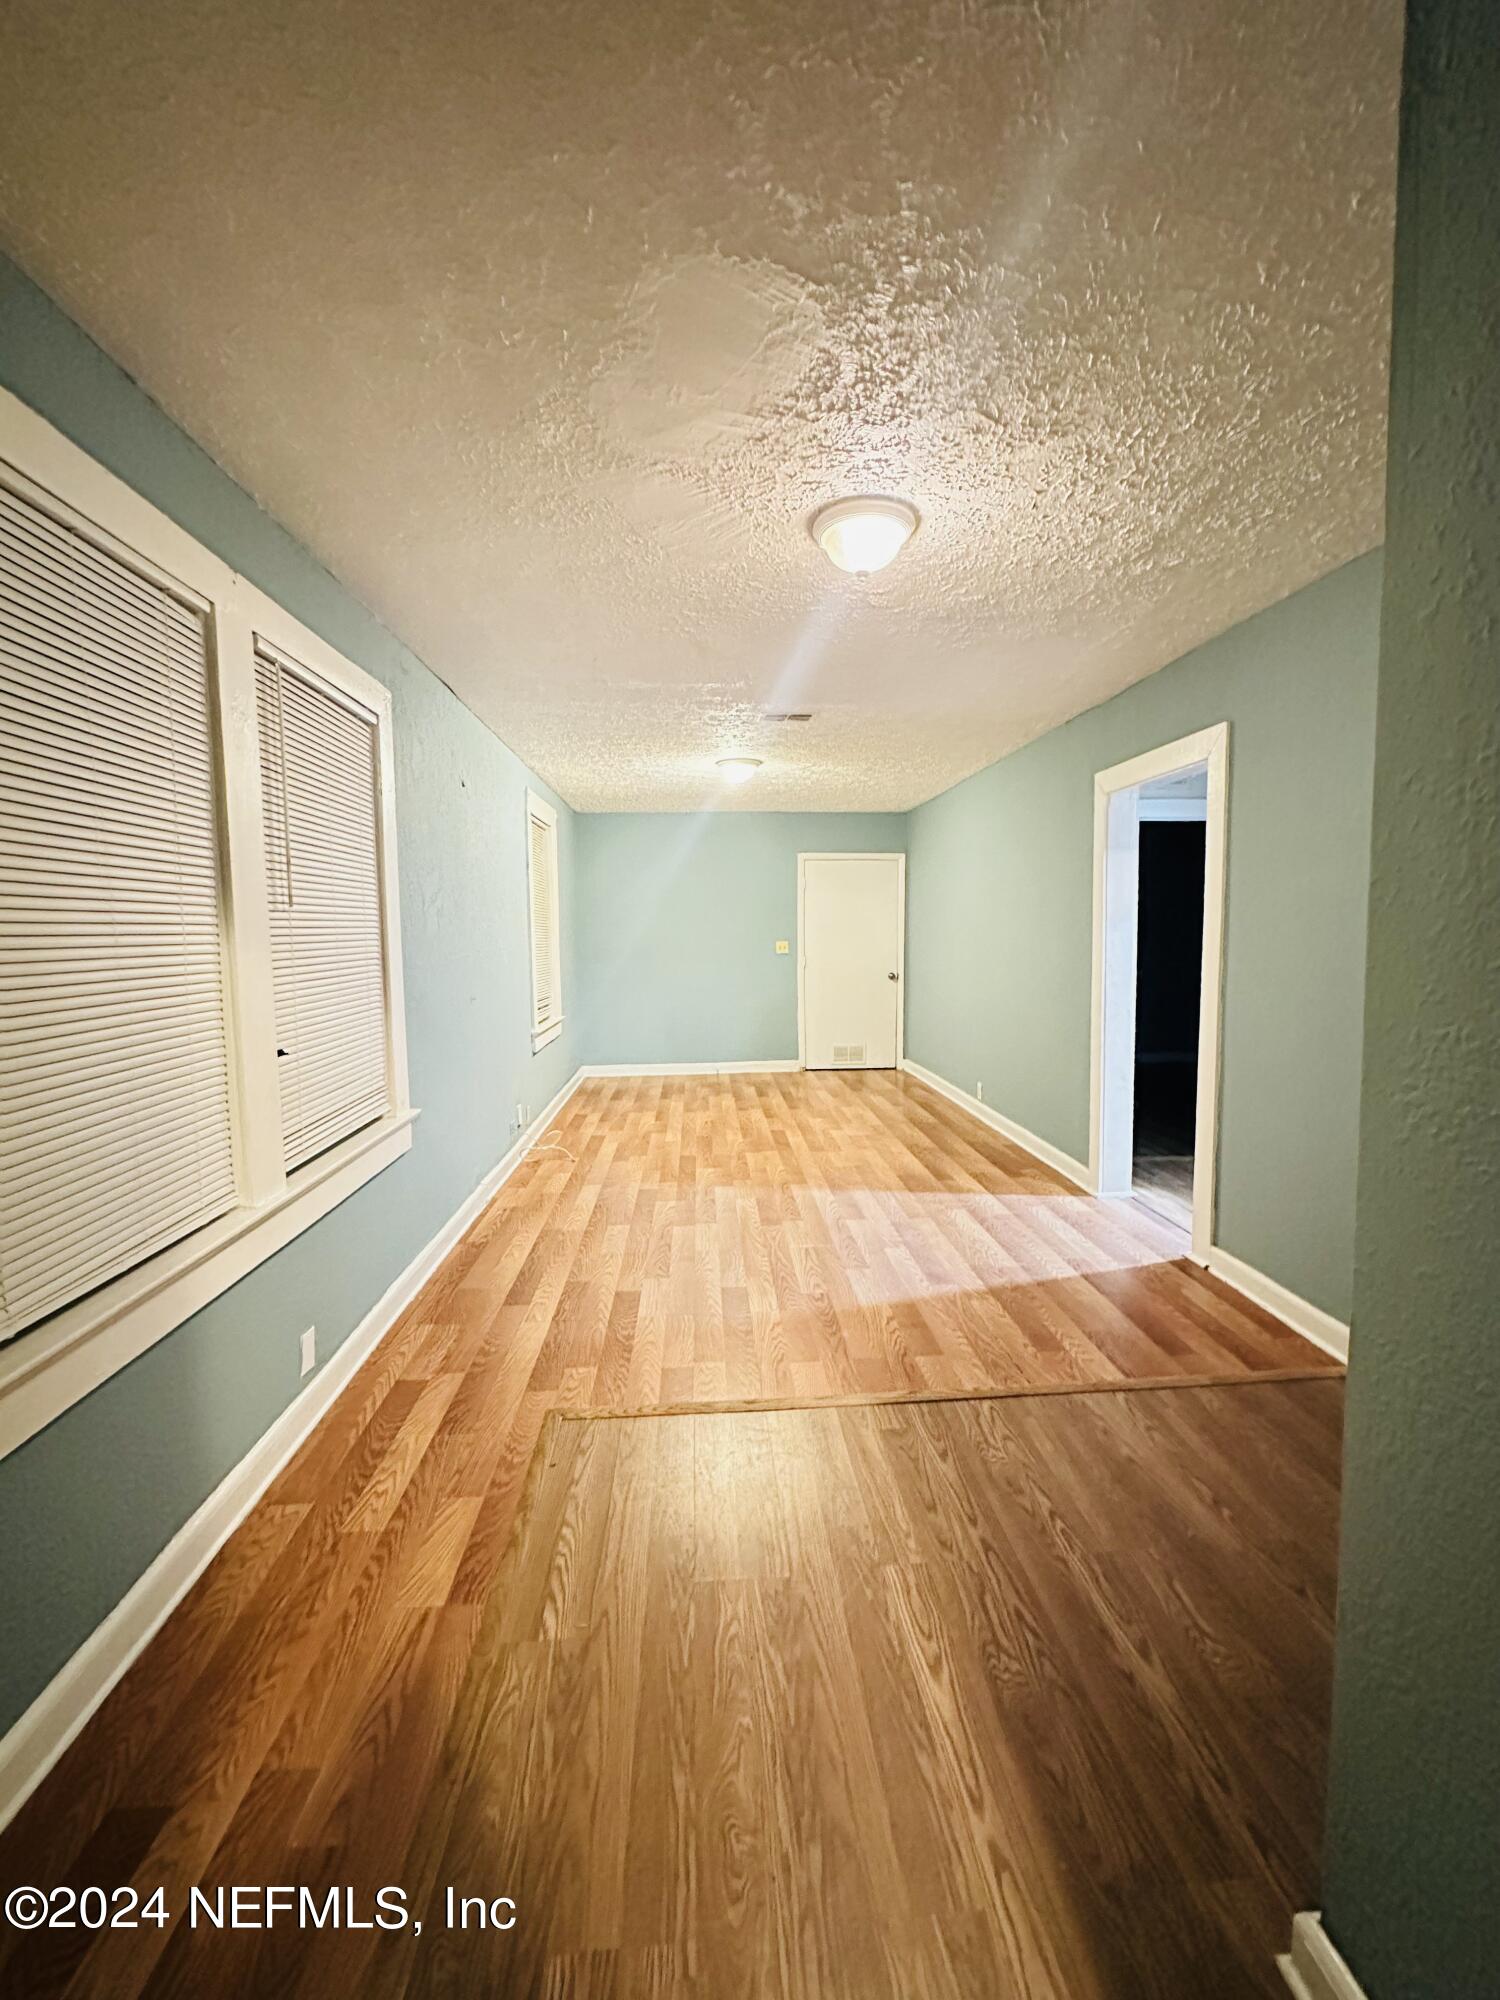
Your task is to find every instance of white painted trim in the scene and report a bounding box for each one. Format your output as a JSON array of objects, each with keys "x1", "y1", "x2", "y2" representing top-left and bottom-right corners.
[
  {"x1": 0, "y1": 1066, "x2": 585, "y2": 1835},
  {"x1": 212, "y1": 582, "x2": 284, "y2": 1205},
  {"x1": 1279, "y1": 1913, "x2": 1369, "y2": 2000},
  {"x1": 581, "y1": 1061, "x2": 801, "y2": 1077},
  {"x1": 796, "y1": 851, "x2": 907, "y2": 1070},
  {"x1": 901, "y1": 1059, "x2": 1094, "y2": 1192},
  {"x1": 525, "y1": 790, "x2": 564, "y2": 1050},
  {"x1": 1208, "y1": 1248, "x2": 1350, "y2": 1362},
  {"x1": 1093, "y1": 784, "x2": 1142, "y2": 1200},
  {"x1": 900, "y1": 1064, "x2": 1349, "y2": 1362},
  {"x1": 0, "y1": 387, "x2": 415, "y2": 1451},
  {"x1": 0, "y1": 386, "x2": 238, "y2": 606},
  {"x1": 247, "y1": 623, "x2": 412, "y2": 1148},
  {"x1": 1090, "y1": 723, "x2": 1230, "y2": 1265},
  {"x1": 0, "y1": 1115, "x2": 417, "y2": 1461}
]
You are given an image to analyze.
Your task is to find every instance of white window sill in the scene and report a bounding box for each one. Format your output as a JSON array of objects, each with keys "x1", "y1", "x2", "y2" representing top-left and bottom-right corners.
[
  {"x1": 532, "y1": 1018, "x2": 564, "y2": 1052},
  {"x1": 0, "y1": 1108, "x2": 419, "y2": 1462}
]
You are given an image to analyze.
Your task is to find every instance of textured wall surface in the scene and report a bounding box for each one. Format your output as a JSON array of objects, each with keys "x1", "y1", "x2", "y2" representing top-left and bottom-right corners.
[
  {"x1": 0, "y1": 257, "x2": 579, "y2": 1736},
  {"x1": 0, "y1": 0, "x2": 1401, "y2": 809},
  {"x1": 576, "y1": 814, "x2": 906, "y2": 1065},
  {"x1": 905, "y1": 554, "x2": 1381, "y2": 1320},
  {"x1": 1322, "y1": 4, "x2": 1500, "y2": 1992}
]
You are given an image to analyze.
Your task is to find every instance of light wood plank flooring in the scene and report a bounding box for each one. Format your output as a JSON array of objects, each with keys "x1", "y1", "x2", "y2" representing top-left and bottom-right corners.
[{"x1": 0, "y1": 1072, "x2": 1342, "y2": 1998}]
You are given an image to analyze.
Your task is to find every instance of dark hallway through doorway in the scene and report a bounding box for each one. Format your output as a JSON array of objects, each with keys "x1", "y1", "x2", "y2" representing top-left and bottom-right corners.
[{"x1": 1133, "y1": 812, "x2": 1206, "y2": 1231}]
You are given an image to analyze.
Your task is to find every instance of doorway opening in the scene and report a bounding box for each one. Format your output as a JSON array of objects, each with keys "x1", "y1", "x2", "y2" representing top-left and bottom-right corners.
[
  {"x1": 1090, "y1": 725, "x2": 1229, "y2": 1262},
  {"x1": 1132, "y1": 773, "x2": 1207, "y2": 1229}
]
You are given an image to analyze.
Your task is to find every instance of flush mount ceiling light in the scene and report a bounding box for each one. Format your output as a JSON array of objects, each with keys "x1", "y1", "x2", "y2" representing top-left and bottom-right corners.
[
  {"x1": 715, "y1": 756, "x2": 763, "y2": 784},
  {"x1": 810, "y1": 496, "x2": 919, "y2": 575}
]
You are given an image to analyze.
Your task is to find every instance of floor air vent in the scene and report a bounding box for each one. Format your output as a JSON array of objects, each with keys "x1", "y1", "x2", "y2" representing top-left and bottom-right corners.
[{"x1": 831, "y1": 1044, "x2": 866, "y2": 1066}]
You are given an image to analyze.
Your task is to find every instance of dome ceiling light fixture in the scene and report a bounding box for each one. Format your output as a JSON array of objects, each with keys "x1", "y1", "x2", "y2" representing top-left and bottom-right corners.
[
  {"x1": 810, "y1": 496, "x2": 920, "y2": 575},
  {"x1": 715, "y1": 756, "x2": 763, "y2": 784}
]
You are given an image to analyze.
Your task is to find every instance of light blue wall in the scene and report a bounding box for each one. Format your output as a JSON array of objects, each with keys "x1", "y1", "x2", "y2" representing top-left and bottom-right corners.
[
  {"x1": 1323, "y1": 5, "x2": 1500, "y2": 1990},
  {"x1": 905, "y1": 553, "x2": 1382, "y2": 1321},
  {"x1": 0, "y1": 245, "x2": 1386, "y2": 1746},
  {"x1": 0, "y1": 255, "x2": 579, "y2": 1734},
  {"x1": 576, "y1": 813, "x2": 906, "y2": 1065}
]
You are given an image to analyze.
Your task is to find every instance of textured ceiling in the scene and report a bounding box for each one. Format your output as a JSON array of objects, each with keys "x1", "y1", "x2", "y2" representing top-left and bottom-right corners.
[{"x1": 0, "y1": 0, "x2": 1402, "y2": 811}]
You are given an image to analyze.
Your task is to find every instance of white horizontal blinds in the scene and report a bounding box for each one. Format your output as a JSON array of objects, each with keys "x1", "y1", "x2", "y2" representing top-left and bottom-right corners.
[
  {"x1": 0, "y1": 480, "x2": 237, "y2": 1342},
  {"x1": 255, "y1": 647, "x2": 388, "y2": 1171},
  {"x1": 528, "y1": 803, "x2": 559, "y2": 1036}
]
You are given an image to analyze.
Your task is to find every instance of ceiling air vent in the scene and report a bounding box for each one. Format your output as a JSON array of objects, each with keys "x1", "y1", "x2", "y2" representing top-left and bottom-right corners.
[{"x1": 763, "y1": 711, "x2": 812, "y2": 723}]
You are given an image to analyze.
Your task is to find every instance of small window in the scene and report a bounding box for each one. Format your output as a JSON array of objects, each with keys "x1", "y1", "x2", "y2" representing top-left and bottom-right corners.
[
  {"x1": 255, "y1": 644, "x2": 390, "y2": 1169},
  {"x1": 526, "y1": 791, "x2": 563, "y2": 1051}
]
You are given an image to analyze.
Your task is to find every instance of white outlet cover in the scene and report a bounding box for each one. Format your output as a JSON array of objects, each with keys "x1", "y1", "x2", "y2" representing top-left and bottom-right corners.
[
  {"x1": 976, "y1": 1082, "x2": 984, "y2": 1100},
  {"x1": 300, "y1": 1326, "x2": 317, "y2": 1377}
]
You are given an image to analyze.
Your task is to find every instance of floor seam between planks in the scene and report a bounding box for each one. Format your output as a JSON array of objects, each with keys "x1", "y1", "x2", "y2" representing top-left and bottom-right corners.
[{"x1": 554, "y1": 1361, "x2": 1343, "y2": 1423}]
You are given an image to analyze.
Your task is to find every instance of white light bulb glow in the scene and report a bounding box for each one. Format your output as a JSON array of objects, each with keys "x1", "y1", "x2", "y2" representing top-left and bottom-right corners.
[
  {"x1": 716, "y1": 757, "x2": 762, "y2": 784},
  {"x1": 811, "y1": 496, "x2": 919, "y2": 575}
]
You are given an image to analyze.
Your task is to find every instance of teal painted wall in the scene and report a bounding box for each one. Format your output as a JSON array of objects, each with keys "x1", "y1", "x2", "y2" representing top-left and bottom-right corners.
[
  {"x1": 0, "y1": 241, "x2": 1390, "y2": 1764},
  {"x1": 0, "y1": 255, "x2": 579, "y2": 1735},
  {"x1": 1322, "y1": 5, "x2": 1500, "y2": 1993},
  {"x1": 576, "y1": 814, "x2": 906, "y2": 1065},
  {"x1": 905, "y1": 553, "x2": 1381, "y2": 1321}
]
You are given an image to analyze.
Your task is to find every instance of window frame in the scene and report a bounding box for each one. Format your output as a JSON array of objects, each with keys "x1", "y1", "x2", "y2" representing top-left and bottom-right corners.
[
  {"x1": 0, "y1": 386, "x2": 414, "y2": 1462},
  {"x1": 524, "y1": 790, "x2": 564, "y2": 1052}
]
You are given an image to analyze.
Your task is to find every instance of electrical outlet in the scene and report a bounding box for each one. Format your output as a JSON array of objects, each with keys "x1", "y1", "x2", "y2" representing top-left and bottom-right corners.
[
  {"x1": 976, "y1": 1081, "x2": 984, "y2": 1102},
  {"x1": 515, "y1": 1101, "x2": 525, "y2": 1131},
  {"x1": 775, "y1": 939, "x2": 790, "y2": 954},
  {"x1": 299, "y1": 1325, "x2": 317, "y2": 1377}
]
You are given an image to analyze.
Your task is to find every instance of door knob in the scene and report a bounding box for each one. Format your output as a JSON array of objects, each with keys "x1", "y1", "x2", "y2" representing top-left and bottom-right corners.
[{"x1": 888, "y1": 971, "x2": 899, "y2": 981}]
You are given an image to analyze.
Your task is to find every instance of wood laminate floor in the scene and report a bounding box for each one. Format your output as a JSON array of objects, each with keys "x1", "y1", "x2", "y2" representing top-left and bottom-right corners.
[
  {"x1": 408, "y1": 1379, "x2": 1342, "y2": 1999},
  {"x1": 1131, "y1": 1150, "x2": 1195, "y2": 1233},
  {"x1": 0, "y1": 1073, "x2": 1343, "y2": 1998}
]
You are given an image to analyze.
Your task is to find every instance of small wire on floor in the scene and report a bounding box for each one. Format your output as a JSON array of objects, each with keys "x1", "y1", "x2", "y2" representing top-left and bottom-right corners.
[{"x1": 527, "y1": 1125, "x2": 575, "y2": 1166}]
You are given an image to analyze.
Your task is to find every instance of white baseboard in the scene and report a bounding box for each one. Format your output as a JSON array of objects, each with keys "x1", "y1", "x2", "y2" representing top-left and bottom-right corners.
[
  {"x1": 900, "y1": 1063, "x2": 1353, "y2": 1362},
  {"x1": 581, "y1": 1060, "x2": 800, "y2": 1076},
  {"x1": 0, "y1": 1066, "x2": 585, "y2": 1836},
  {"x1": 1279, "y1": 1913, "x2": 1369, "y2": 2000},
  {"x1": 1206, "y1": 1247, "x2": 1350, "y2": 1362},
  {"x1": 900, "y1": 1058, "x2": 1094, "y2": 1192}
]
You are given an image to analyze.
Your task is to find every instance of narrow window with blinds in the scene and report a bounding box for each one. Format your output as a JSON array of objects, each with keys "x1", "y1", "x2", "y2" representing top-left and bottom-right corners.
[
  {"x1": 255, "y1": 646, "x2": 389, "y2": 1170},
  {"x1": 526, "y1": 792, "x2": 563, "y2": 1050},
  {"x1": 0, "y1": 480, "x2": 238, "y2": 1342}
]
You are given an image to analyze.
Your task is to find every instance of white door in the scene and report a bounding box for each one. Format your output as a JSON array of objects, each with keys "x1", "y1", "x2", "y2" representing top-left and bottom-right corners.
[{"x1": 800, "y1": 854, "x2": 904, "y2": 1069}]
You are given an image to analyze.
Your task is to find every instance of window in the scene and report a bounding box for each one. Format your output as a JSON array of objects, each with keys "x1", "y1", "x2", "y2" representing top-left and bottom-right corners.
[
  {"x1": 525, "y1": 791, "x2": 563, "y2": 1050},
  {"x1": 255, "y1": 644, "x2": 389, "y2": 1169},
  {"x1": 0, "y1": 388, "x2": 412, "y2": 1456},
  {"x1": 0, "y1": 482, "x2": 238, "y2": 1340}
]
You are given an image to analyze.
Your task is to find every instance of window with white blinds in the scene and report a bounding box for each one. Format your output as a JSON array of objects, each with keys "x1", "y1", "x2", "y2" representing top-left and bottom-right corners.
[
  {"x1": 255, "y1": 647, "x2": 390, "y2": 1170},
  {"x1": 0, "y1": 480, "x2": 237, "y2": 1341},
  {"x1": 526, "y1": 792, "x2": 563, "y2": 1050}
]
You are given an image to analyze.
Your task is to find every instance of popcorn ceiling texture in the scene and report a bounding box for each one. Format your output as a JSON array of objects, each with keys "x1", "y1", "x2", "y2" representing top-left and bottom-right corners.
[{"x1": 0, "y1": 0, "x2": 1401, "y2": 811}]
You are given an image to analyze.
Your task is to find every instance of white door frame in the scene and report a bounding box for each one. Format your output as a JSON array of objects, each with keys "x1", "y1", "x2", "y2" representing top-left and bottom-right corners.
[
  {"x1": 1089, "y1": 724, "x2": 1229, "y2": 1264},
  {"x1": 796, "y1": 852, "x2": 907, "y2": 1070}
]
